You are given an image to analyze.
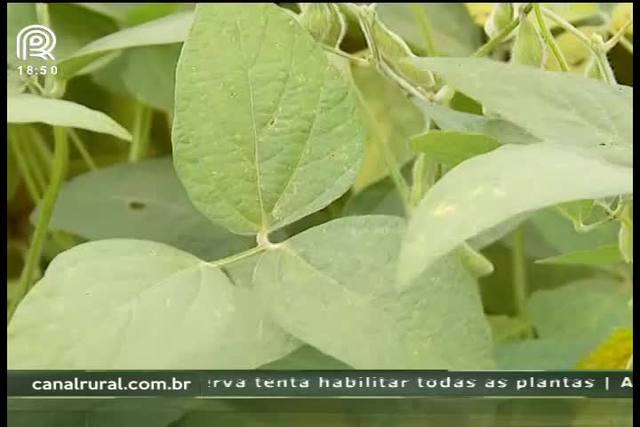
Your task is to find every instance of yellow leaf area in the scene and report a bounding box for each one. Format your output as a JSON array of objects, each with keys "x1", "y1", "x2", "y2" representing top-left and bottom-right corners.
[
  {"x1": 350, "y1": 65, "x2": 424, "y2": 193},
  {"x1": 545, "y1": 26, "x2": 603, "y2": 74},
  {"x1": 611, "y1": 3, "x2": 633, "y2": 37},
  {"x1": 577, "y1": 328, "x2": 633, "y2": 370}
]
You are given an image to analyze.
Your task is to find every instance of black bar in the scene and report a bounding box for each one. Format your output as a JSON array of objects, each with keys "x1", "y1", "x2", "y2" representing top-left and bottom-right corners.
[{"x1": 7, "y1": 370, "x2": 633, "y2": 398}]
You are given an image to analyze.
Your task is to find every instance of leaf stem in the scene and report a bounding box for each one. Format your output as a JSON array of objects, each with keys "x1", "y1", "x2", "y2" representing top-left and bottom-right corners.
[
  {"x1": 605, "y1": 19, "x2": 633, "y2": 52},
  {"x1": 410, "y1": 4, "x2": 438, "y2": 56},
  {"x1": 68, "y1": 129, "x2": 98, "y2": 171},
  {"x1": 473, "y1": 4, "x2": 533, "y2": 58},
  {"x1": 534, "y1": 3, "x2": 570, "y2": 72},
  {"x1": 128, "y1": 103, "x2": 153, "y2": 162},
  {"x1": 432, "y1": 4, "x2": 533, "y2": 104},
  {"x1": 540, "y1": 6, "x2": 594, "y2": 52},
  {"x1": 322, "y1": 45, "x2": 370, "y2": 66},
  {"x1": 208, "y1": 246, "x2": 266, "y2": 268},
  {"x1": 8, "y1": 127, "x2": 69, "y2": 322}
]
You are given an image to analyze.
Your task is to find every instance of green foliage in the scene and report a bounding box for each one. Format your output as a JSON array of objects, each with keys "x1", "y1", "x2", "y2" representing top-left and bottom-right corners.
[
  {"x1": 173, "y1": 4, "x2": 364, "y2": 235},
  {"x1": 5, "y1": 3, "x2": 633, "y2": 375},
  {"x1": 8, "y1": 94, "x2": 131, "y2": 140}
]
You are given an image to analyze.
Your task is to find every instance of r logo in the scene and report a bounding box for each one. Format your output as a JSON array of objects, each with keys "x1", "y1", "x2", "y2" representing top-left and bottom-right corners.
[{"x1": 16, "y1": 25, "x2": 57, "y2": 61}]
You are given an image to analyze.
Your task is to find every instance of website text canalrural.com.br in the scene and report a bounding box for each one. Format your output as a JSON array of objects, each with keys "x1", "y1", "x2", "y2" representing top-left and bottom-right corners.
[{"x1": 30, "y1": 377, "x2": 193, "y2": 392}]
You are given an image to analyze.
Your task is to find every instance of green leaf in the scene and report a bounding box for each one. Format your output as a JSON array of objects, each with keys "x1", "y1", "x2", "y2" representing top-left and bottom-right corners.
[
  {"x1": 259, "y1": 345, "x2": 351, "y2": 370},
  {"x1": 535, "y1": 244, "x2": 624, "y2": 267},
  {"x1": 511, "y1": 207, "x2": 620, "y2": 259},
  {"x1": 298, "y1": 3, "x2": 346, "y2": 48},
  {"x1": 412, "y1": 57, "x2": 633, "y2": 166},
  {"x1": 618, "y1": 202, "x2": 633, "y2": 264},
  {"x1": 417, "y1": 102, "x2": 539, "y2": 145},
  {"x1": 58, "y1": 10, "x2": 193, "y2": 77},
  {"x1": 411, "y1": 130, "x2": 501, "y2": 167},
  {"x1": 351, "y1": 64, "x2": 424, "y2": 191},
  {"x1": 8, "y1": 240, "x2": 296, "y2": 369},
  {"x1": 363, "y1": 7, "x2": 435, "y2": 90},
  {"x1": 484, "y1": 4, "x2": 514, "y2": 39},
  {"x1": 254, "y1": 216, "x2": 495, "y2": 369},
  {"x1": 343, "y1": 177, "x2": 405, "y2": 217},
  {"x1": 93, "y1": 44, "x2": 180, "y2": 112},
  {"x1": 397, "y1": 143, "x2": 633, "y2": 288},
  {"x1": 377, "y1": 4, "x2": 483, "y2": 56},
  {"x1": 496, "y1": 278, "x2": 632, "y2": 369},
  {"x1": 7, "y1": 94, "x2": 132, "y2": 141},
  {"x1": 511, "y1": 17, "x2": 545, "y2": 67},
  {"x1": 34, "y1": 158, "x2": 254, "y2": 260},
  {"x1": 173, "y1": 4, "x2": 364, "y2": 235}
]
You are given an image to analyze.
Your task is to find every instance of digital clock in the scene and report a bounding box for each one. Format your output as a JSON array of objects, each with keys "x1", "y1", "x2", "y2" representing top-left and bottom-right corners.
[{"x1": 17, "y1": 65, "x2": 58, "y2": 76}]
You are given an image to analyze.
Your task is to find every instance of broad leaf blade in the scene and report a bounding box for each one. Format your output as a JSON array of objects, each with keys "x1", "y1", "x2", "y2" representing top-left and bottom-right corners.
[
  {"x1": 34, "y1": 158, "x2": 254, "y2": 260},
  {"x1": 58, "y1": 10, "x2": 193, "y2": 77},
  {"x1": 173, "y1": 4, "x2": 364, "y2": 235},
  {"x1": 497, "y1": 279, "x2": 631, "y2": 369},
  {"x1": 535, "y1": 244, "x2": 624, "y2": 267},
  {"x1": 8, "y1": 240, "x2": 296, "y2": 369},
  {"x1": 255, "y1": 216, "x2": 495, "y2": 369},
  {"x1": 411, "y1": 130, "x2": 501, "y2": 167},
  {"x1": 412, "y1": 57, "x2": 633, "y2": 166},
  {"x1": 7, "y1": 94, "x2": 131, "y2": 141},
  {"x1": 397, "y1": 143, "x2": 633, "y2": 287},
  {"x1": 417, "y1": 102, "x2": 539, "y2": 145}
]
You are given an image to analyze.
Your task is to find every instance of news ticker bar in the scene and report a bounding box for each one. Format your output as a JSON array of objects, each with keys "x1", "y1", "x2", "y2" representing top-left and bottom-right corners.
[{"x1": 7, "y1": 370, "x2": 633, "y2": 398}]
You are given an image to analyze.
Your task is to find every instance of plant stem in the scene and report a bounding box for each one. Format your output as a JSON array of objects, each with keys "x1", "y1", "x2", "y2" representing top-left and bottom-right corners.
[
  {"x1": 128, "y1": 103, "x2": 153, "y2": 162},
  {"x1": 8, "y1": 127, "x2": 69, "y2": 322},
  {"x1": 540, "y1": 6, "x2": 594, "y2": 50},
  {"x1": 534, "y1": 3, "x2": 570, "y2": 72},
  {"x1": 208, "y1": 246, "x2": 266, "y2": 268},
  {"x1": 605, "y1": 19, "x2": 633, "y2": 52},
  {"x1": 9, "y1": 128, "x2": 42, "y2": 203},
  {"x1": 511, "y1": 228, "x2": 530, "y2": 323},
  {"x1": 473, "y1": 4, "x2": 533, "y2": 58},
  {"x1": 410, "y1": 153, "x2": 426, "y2": 208},
  {"x1": 322, "y1": 45, "x2": 370, "y2": 66},
  {"x1": 35, "y1": 3, "x2": 51, "y2": 27},
  {"x1": 410, "y1": 4, "x2": 438, "y2": 56},
  {"x1": 68, "y1": 129, "x2": 98, "y2": 171}
]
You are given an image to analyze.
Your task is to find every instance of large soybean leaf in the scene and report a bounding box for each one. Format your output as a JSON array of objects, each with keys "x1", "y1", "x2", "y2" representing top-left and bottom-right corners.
[
  {"x1": 397, "y1": 143, "x2": 633, "y2": 287},
  {"x1": 173, "y1": 4, "x2": 364, "y2": 235},
  {"x1": 8, "y1": 240, "x2": 296, "y2": 369},
  {"x1": 7, "y1": 94, "x2": 131, "y2": 141},
  {"x1": 34, "y1": 158, "x2": 254, "y2": 260},
  {"x1": 254, "y1": 216, "x2": 495, "y2": 369},
  {"x1": 57, "y1": 10, "x2": 193, "y2": 77},
  {"x1": 377, "y1": 4, "x2": 483, "y2": 56},
  {"x1": 412, "y1": 57, "x2": 633, "y2": 166},
  {"x1": 497, "y1": 279, "x2": 631, "y2": 369}
]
